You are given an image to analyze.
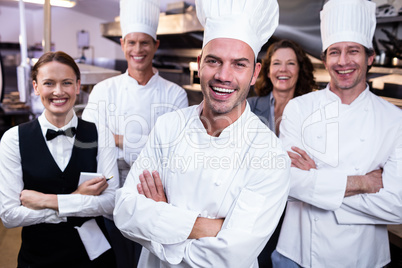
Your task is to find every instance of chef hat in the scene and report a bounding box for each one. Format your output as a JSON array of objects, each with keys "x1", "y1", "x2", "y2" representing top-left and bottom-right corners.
[
  {"x1": 320, "y1": 0, "x2": 376, "y2": 52},
  {"x1": 196, "y1": 0, "x2": 279, "y2": 59},
  {"x1": 120, "y1": 0, "x2": 160, "y2": 40}
]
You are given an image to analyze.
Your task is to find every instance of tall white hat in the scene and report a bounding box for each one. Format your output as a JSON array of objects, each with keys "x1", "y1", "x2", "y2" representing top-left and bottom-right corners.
[
  {"x1": 120, "y1": 0, "x2": 160, "y2": 40},
  {"x1": 320, "y1": 0, "x2": 376, "y2": 52},
  {"x1": 195, "y1": 0, "x2": 279, "y2": 59}
]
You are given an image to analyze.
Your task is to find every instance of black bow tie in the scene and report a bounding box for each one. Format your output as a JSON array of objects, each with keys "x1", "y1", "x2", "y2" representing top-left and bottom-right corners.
[{"x1": 46, "y1": 127, "x2": 76, "y2": 141}]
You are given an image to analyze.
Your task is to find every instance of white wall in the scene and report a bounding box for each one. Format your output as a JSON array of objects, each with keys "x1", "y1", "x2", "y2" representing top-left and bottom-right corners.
[
  {"x1": 0, "y1": 6, "x2": 36, "y2": 44},
  {"x1": 0, "y1": 5, "x2": 124, "y2": 62}
]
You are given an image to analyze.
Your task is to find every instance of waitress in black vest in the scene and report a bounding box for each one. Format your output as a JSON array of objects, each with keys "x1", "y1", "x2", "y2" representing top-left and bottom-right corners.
[{"x1": 0, "y1": 51, "x2": 119, "y2": 268}]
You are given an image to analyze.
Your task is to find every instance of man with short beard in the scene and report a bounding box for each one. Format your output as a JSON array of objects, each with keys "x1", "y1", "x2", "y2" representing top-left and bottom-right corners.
[
  {"x1": 274, "y1": 0, "x2": 402, "y2": 267},
  {"x1": 114, "y1": 0, "x2": 290, "y2": 267}
]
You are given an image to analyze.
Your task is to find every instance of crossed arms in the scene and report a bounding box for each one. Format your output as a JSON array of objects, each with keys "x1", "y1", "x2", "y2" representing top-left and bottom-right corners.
[
  {"x1": 20, "y1": 177, "x2": 110, "y2": 211},
  {"x1": 137, "y1": 170, "x2": 224, "y2": 239},
  {"x1": 288, "y1": 146, "x2": 383, "y2": 197}
]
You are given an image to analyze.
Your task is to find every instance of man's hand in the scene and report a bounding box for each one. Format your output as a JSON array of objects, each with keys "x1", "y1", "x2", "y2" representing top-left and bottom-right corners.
[
  {"x1": 20, "y1": 190, "x2": 58, "y2": 210},
  {"x1": 287, "y1": 146, "x2": 317, "y2": 170},
  {"x1": 114, "y1": 134, "x2": 124, "y2": 149},
  {"x1": 72, "y1": 177, "x2": 108, "y2": 196},
  {"x1": 137, "y1": 170, "x2": 167, "y2": 202},
  {"x1": 346, "y1": 169, "x2": 383, "y2": 197},
  {"x1": 189, "y1": 217, "x2": 224, "y2": 239}
]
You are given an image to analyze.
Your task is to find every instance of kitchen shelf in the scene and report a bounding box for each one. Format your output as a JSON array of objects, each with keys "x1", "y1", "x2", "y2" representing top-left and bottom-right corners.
[
  {"x1": 370, "y1": 66, "x2": 402, "y2": 75},
  {"x1": 77, "y1": 63, "x2": 121, "y2": 86},
  {"x1": 377, "y1": 15, "x2": 402, "y2": 24}
]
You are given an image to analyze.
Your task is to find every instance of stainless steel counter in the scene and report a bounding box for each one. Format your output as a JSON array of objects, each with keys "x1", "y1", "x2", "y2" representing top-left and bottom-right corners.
[{"x1": 77, "y1": 63, "x2": 121, "y2": 86}]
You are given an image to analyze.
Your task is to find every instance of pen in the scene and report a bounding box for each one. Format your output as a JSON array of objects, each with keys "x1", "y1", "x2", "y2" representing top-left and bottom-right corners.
[{"x1": 106, "y1": 176, "x2": 113, "y2": 181}]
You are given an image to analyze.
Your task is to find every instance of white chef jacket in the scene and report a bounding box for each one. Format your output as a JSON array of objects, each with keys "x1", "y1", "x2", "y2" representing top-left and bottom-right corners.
[
  {"x1": 82, "y1": 69, "x2": 188, "y2": 167},
  {"x1": 277, "y1": 85, "x2": 402, "y2": 268},
  {"x1": 0, "y1": 112, "x2": 119, "y2": 228},
  {"x1": 114, "y1": 102, "x2": 291, "y2": 268}
]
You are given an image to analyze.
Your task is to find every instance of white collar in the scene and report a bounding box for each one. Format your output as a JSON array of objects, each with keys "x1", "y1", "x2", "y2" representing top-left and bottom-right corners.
[
  {"x1": 325, "y1": 83, "x2": 370, "y2": 106},
  {"x1": 38, "y1": 111, "x2": 78, "y2": 137},
  {"x1": 194, "y1": 101, "x2": 251, "y2": 138},
  {"x1": 124, "y1": 68, "x2": 159, "y2": 87}
]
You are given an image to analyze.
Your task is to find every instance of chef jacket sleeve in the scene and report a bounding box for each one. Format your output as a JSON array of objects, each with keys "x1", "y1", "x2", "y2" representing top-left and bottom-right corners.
[
  {"x1": 280, "y1": 99, "x2": 348, "y2": 211},
  {"x1": 57, "y1": 125, "x2": 119, "y2": 218},
  {"x1": 334, "y1": 123, "x2": 402, "y2": 225},
  {"x1": 0, "y1": 127, "x2": 66, "y2": 228},
  {"x1": 82, "y1": 82, "x2": 109, "y2": 131},
  {"x1": 180, "y1": 150, "x2": 290, "y2": 267},
  {"x1": 114, "y1": 120, "x2": 290, "y2": 266},
  {"x1": 172, "y1": 86, "x2": 189, "y2": 109},
  {"x1": 114, "y1": 123, "x2": 199, "y2": 264}
]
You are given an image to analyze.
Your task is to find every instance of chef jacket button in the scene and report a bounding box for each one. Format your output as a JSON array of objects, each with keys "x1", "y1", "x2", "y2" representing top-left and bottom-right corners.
[
  {"x1": 317, "y1": 135, "x2": 322, "y2": 139},
  {"x1": 215, "y1": 181, "x2": 222, "y2": 186},
  {"x1": 360, "y1": 138, "x2": 365, "y2": 142},
  {"x1": 314, "y1": 218, "x2": 319, "y2": 221},
  {"x1": 355, "y1": 167, "x2": 360, "y2": 171}
]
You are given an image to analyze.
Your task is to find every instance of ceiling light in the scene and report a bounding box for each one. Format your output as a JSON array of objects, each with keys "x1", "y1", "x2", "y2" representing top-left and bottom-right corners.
[{"x1": 15, "y1": 0, "x2": 76, "y2": 8}]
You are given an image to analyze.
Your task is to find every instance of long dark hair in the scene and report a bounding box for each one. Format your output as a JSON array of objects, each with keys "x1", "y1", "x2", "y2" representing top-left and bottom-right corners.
[
  {"x1": 31, "y1": 51, "x2": 80, "y2": 82},
  {"x1": 254, "y1": 39, "x2": 315, "y2": 97}
]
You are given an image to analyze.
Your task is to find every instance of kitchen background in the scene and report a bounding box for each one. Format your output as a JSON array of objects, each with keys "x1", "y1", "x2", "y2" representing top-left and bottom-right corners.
[
  {"x1": 0, "y1": 1, "x2": 401, "y2": 111},
  {"x1": 0, "y1": 0, "x2": 401, "y2": 267}
]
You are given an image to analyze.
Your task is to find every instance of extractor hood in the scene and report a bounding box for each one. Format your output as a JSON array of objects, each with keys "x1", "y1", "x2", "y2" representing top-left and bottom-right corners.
[
  {"x1": 101, "y1": 8, "x2": 204, "y2": 60},
  {"x1": 101, "y1": 1, "x2": 324, "y2": 60}
]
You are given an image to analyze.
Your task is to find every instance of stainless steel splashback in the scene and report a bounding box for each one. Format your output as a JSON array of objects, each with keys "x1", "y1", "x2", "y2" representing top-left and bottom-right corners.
[
  {"x1": 101, "y1": 9, "x2": 203, "y2": 46},
  {"x1": 100, "y1": 1, "x2": 325, "y2": 59}
]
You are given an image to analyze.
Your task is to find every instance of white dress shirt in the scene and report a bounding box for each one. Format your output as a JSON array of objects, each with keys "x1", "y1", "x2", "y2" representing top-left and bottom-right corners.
[
  {"x1": 114, "y1": 102, "x2": 290, "y2": 268},
  {"x1": 0, "y1": 112, "x2": 119, "y2": 228},
  {"x1": 82, "y1": 69, "x2": 188, "y2": 166},
  {"x1": 277, "y1": 85, "x2": 402, "y2": 268}
]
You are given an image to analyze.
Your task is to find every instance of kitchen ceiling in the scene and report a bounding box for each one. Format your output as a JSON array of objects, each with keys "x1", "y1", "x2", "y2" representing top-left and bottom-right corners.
[
  {"x1": 0, "y1": 0, "x2": 324, "y2": 57},
  {"x1": 0, "y1": 0, "x2": 195, "y2": 21}
]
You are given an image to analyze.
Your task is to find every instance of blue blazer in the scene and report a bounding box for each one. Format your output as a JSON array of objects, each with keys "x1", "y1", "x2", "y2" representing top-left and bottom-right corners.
[{"x1": 247, "y1": 95, "x2": 273, "y2": 132}]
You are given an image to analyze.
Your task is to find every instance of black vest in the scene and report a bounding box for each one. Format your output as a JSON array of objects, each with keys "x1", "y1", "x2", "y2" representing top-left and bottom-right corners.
[{"x1": 17, "y1": 118, "x2": 105, "y2": 268}]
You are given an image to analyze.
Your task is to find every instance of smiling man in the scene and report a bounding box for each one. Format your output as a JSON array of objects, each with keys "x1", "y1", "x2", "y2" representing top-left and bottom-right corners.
[
  {"x1": 198, "y1": 37, "x2": 260, "y2": 135},
  {"x1": 113, "y1": 0, "x2": 290, "y2": 267},
  {"x1": 273, "y1": 0, "x2": 402, "y2": 267},
  {"x1": 82, "y1": 0, "x2": 187, "y2": 267}
]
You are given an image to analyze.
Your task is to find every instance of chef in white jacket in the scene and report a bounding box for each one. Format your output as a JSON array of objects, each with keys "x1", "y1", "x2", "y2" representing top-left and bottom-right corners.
[
  {"x1": 114, "y1": 0, "x2": 290, "y2": 267},
  {"x1": 273, "y1": 0, "x2": 402, "y2": 267},
  {"x1": 82, "y1": 0, "x2": 187, "y2": 267},
  {"x1": 82, "y1": 0, "x2": 188, "y2": 186}
]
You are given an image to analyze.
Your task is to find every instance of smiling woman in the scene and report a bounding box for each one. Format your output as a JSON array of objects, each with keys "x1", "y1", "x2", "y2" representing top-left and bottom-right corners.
[
  {"x1": 0, "y1": 51, "x2": 119, "y2": 268},
  {"x1": 31, "y1": 52, "x2": 81, "y2": 128},
  {"x1": 248, "y1": 39, "x2": 316, "y2": 136}
]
